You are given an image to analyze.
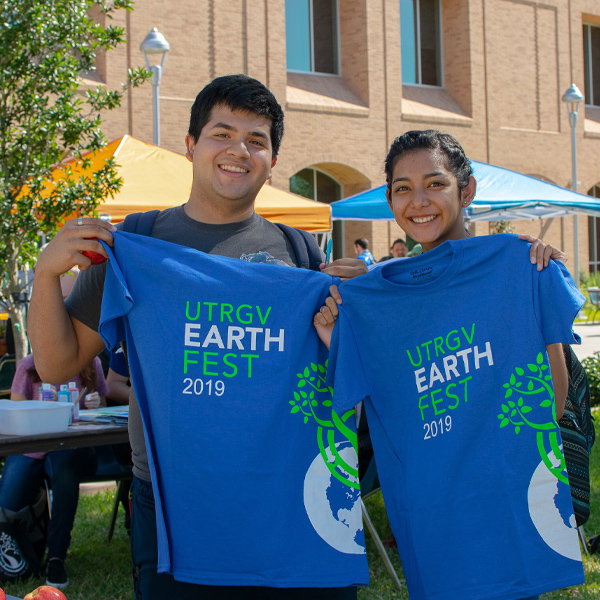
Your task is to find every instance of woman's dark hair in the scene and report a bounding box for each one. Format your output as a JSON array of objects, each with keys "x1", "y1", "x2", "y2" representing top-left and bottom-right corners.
[
  {"x1": 27, "y1": 360, "x2": 96, "y2": 394},
  {"x1": 385, "y1": 130, "x2": 473, "y2": 192},
  {"x1": 188, "y1": 74, "x2": 285, "y2": 158}
]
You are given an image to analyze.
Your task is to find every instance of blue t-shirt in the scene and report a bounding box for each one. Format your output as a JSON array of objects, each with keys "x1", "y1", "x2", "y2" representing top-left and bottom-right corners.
[
  {"x1": 98, "y1": 231, "x2": 369, "y2": 587},
  {"x1": 356, "y1": 250, "x2": 375, "y2": 266},
  {"x1": 327, "y1": 235, "x2": 585, "y2": 600}
]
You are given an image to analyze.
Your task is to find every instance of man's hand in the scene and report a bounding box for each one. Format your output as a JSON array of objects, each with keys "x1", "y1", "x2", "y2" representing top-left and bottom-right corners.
[
  {"x1": 35, "y1": 216, "x2": 116, "y2": 278},
  {"x1": 319, "y1": 258, "x2": 368, "y2": 281},
  {"x1": 313, "y1": 285, "x2": 342, "y2": 350},
  {"x1": 519, "y1": 234, "x2": 567, "y2": 271}
]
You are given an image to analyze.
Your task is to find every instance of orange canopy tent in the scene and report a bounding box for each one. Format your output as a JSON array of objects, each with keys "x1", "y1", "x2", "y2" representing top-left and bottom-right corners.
[{"x1": 42, "y1": 135, "x2": 331, "y2": 232}]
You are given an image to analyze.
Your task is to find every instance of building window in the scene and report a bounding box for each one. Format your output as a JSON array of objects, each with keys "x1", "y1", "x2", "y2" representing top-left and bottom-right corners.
[
  {"x1": 589, "y1": 185, "x2": 600, "y2": 272},
  {"x1": 400, "y1": 0, "x2": 442, "y2": 86},
  {"x1": 290, "y1": 167, "x2": 343, "y2": 259},
  {"x1": 584, "y1": 24, "x2": 600, "y2": 107},
  {"x1": 290, "y1": 168, "x2": 341, "y2": 204},
  {"x1": 285, "y1": 0, "x2": 339, "y2": 75}
]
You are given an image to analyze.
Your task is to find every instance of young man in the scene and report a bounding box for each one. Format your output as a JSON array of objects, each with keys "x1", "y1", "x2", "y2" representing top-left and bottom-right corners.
[
  {"x1": 28, "y1": 75, "x2": 366, "y2": 600},
  {"x1": 353, "y1": 238, "x2": 375, "y2": 266}
]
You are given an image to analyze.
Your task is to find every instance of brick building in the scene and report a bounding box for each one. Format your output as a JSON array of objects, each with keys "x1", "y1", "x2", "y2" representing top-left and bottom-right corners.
[{"x1": 96, "y1": 0, "x2": 600, "y2": 276}]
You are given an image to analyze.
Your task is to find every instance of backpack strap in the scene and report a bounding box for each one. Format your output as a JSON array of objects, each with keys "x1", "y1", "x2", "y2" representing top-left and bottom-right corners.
[
  {"x1": 122, "y1": 210, "x2": 160, "y2": 236},
  {"x1": 276, "y1": 223, "x2": 324, "y2": 271}
]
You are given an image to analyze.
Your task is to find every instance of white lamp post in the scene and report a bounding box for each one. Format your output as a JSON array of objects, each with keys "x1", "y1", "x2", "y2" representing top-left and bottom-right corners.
[
  {"x1": 140, "y1": 28, "x2": 170, "y2": 146},
  {"x1": 561, "y1": 83, "x2": 585, "y2": 289}
]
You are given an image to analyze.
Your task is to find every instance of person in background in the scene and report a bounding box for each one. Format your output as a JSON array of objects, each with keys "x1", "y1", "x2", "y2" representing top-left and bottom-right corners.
[
  {"x1": 378, "y1": 238, "x2": 408, "y2": 262},
  {"x1": 3, "y1": 316, "x2": 15, "y2": 355},
  {"x1": 106, "y1": 347, "x2": 130, "y2": 406},
  {"x1": 0, "y1": 354, "x2": 108, "y2": 589},
  {"x1": 354, "y1": 238, "x2": 375, "y2": 266}
]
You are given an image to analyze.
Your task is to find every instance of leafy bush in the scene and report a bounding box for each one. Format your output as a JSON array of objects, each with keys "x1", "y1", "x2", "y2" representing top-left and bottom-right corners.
[
  {"x1": 580, "y1": 271, "x2": 600, "y2": 288},
  {"x1": 582, "y1": 351, "x2": 600, "y2": 407}
]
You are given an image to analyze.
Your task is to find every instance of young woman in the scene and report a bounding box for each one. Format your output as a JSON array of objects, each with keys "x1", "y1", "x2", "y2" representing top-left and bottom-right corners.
[
  {"x1": 0, "y1": 354, "x2": 108, "y2": 590},
  {"x1": 315, "y1": 130, "x2": 583, "y2": 600}
]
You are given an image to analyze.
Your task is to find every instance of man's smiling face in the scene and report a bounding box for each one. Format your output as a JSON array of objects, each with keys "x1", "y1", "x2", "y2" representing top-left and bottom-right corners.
[{"x1": 185, "y1": 104, "x2": 276, "y2": 217}]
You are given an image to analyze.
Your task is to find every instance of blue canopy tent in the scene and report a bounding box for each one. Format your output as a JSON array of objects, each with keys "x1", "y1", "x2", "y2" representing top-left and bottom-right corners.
[{"x1": 330, "y1": 160, "x2": 600, "y2": 222}]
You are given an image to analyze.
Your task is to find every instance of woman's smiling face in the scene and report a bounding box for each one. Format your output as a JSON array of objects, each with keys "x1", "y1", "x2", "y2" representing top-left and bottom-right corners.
[{"x1": 386, "y1": 148, "x2": 476, "y2": 252}]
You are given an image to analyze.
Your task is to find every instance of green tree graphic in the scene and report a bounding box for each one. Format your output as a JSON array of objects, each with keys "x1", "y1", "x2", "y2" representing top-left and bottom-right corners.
[
  {"x1": 290, "y1": 361, "x2": 359, "y2": 490},
  {"x1": 498, "y1": 352, "x2": 567, "y2": 484}
]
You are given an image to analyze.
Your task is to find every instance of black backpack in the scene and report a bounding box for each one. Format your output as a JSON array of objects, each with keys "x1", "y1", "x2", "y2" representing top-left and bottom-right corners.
[
  {"x1": 121, "y1": 210, "x2": 324, "y2": 271},
  {"x1": 558, "y1": 344, "x2": 595, "y2": 527},
  {"x1": 0, "y1": 487, "x2": 49, "y2": 582}
]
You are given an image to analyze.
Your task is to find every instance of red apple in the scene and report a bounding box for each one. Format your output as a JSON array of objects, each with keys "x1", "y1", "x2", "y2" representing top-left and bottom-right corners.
[
  {"x1": 23, "y1": 585, "x2": 67, "y2": 600},
  {"x1": 0, "y1": 586, "x2": 6, "y2": 600},
  {"x1": 82, "y1": 237, "x2": 107, "y2": 265}
]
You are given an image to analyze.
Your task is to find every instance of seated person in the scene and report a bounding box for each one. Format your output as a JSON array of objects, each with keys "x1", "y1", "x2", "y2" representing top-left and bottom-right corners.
[
  {"x1": 0, "y1": 354, "x2": 108, "y2": 589},
  {"x1": 105, "y1": 347, "x2": 130, "y2": 406},
  {"x1": 378, "y1": 238, "x2": 408, "y2": 262}
]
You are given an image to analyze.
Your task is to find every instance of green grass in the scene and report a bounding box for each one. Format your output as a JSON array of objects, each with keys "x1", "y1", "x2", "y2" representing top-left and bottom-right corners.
[
  {"x1": 2, "y1": 490, "x2": 132, "y2": 600},
  {"x1": 4, "y1": 414, "x2": 600, "y2": 599}
]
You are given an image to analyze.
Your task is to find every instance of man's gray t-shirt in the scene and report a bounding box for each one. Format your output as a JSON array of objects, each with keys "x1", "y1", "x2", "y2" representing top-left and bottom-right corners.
[{"x1": 65, "y1": 205, "x2": 320, "y2": 481}]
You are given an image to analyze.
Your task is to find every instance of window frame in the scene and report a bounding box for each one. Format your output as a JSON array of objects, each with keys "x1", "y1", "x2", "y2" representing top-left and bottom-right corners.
[
  {"x1": 401, "y1": 0, "x2": 444, "y2": 88},
  {"x1": 289, "y1": 166, "x2": 344, "y2": 204},
  {"x1": 285, "y1": 0, "x2": 341, "y2": 77},
  {"x1": 584, "y1": 23, "x2": 600, "y2": 108}
]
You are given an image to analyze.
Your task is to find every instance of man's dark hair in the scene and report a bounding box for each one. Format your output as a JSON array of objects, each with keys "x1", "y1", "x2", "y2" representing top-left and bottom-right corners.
[
  {"x1": 355, "y1": 238, "x2": 369, "y2": 250},
  {"x1": 385, "y1": 130, "x2": 473, "y2": 193},
  {"x1": 392, "y1": 238, "x2": 406, "y2": 247},
  {"x1": 188, "y1": 74, "x2": 285, "y2": 157}
]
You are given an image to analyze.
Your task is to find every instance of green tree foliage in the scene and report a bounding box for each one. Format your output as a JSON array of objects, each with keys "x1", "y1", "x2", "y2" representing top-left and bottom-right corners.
[
  {"x1": 489, "y1": 220, "x2": 515, "y2": 234},
  {"x1": 0, "y1": 0, "x2": 149, "y2": 360},
  {"x1": 582, "y1": 351, "x2": 600, "y2": 407}
]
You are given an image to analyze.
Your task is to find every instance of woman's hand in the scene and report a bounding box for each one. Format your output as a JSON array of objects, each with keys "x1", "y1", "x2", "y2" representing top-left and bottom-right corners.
[
  {"x1": 313, "y1": 285, "x2": 342, "y2": 350},
  {"x1": 83, "y1": 391, "x2": 101, "y2": 410},
  {"x1": 519, "y1": 234, "x2": 567, "y2": 271}
]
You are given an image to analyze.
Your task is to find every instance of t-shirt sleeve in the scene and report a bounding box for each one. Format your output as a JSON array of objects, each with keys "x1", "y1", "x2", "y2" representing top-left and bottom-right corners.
[
  {"x1": 326, "y1": 307, "x2": 371, "y2": 413},
  {"x1": 64, "y1": 223, "x2": 126, "y2": 331},
  {"x1": 97, "y1": 235, "x2": 135, "y2": 351},
  {"x1": 533, "y1": 259, "x2": 585, "y2": 345},
  {"x1": 92, "y1": 356, "x2": 109, "y2": 397}
]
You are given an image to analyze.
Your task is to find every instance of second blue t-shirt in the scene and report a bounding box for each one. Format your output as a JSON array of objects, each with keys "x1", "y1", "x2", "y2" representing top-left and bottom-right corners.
[{"x1": 328, "y1": 234, "x2": 585, "y2": 600}]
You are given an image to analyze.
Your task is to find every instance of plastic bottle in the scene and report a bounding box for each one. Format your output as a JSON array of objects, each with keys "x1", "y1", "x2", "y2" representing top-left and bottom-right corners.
[
  {"x1": 68, "y1": 381, "x2": 80, "y2": 422},
  {"x1": 57, "y1": 384, "x2": 70, "y2": 403},
  {"x1": 40, "y1": 383, "x2": 54, "y2": 401},
  {"x1": 58, "y1": 385, "x2": 72, "y2": 423}
]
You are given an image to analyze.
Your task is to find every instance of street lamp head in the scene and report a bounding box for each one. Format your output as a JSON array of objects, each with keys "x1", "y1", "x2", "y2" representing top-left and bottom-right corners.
[
  {"x1": 140, "y1": 27, "x2": 170, "y2": 69},
  {"x1": 140, "y1": 27, "x2": 170, "y2": 146},
  {"x1": 562, "y1": 83, "x2": 584, "y2": 115}
]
